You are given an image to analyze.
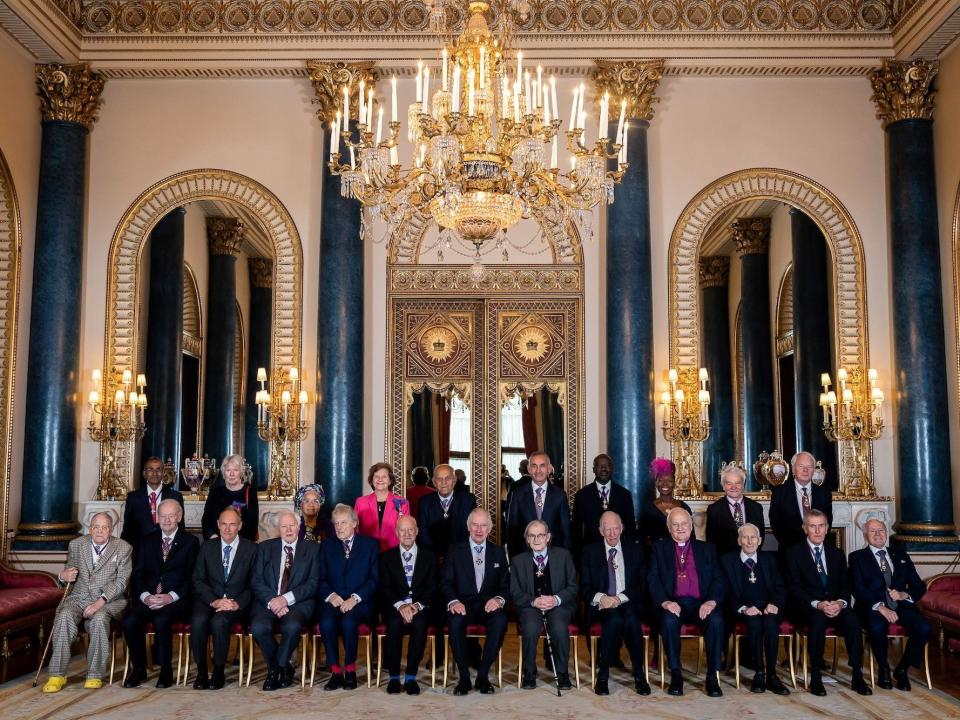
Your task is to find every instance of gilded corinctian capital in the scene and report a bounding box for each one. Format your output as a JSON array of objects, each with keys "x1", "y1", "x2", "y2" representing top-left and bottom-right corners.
[
  {"x1": 732, "y1": 217, "x2": 771, "y2": 256},
  {"x1": 306, "y1": 61, "x2": 378, "y2": 124},
  {"x1": 248, "y1": 257, "x2": 273, "y2": 288},
  {"x1": 698, "y1": 256, "x2": 730, "y2": 288},
  {"x1": 869, "y1": 59, "x2": 938, "y2": 129},
  {"x1": 592, "y1": 60, "x2": 664, "y2": 122},
  {"x1": 35, "y1": 63, "x2": 105, "y2": 129},
  {"x1": 207, "y1": 217, "x2": 245, "y2": 256}
]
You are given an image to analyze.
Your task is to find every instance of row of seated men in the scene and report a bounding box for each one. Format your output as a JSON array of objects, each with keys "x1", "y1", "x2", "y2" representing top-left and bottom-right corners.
[{"x1": 41, "y1": 457, "x2": 929, "y2": 700}]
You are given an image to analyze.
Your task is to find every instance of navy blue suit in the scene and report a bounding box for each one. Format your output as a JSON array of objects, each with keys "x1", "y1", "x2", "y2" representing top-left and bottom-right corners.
[
  {"x1": 120, "y1": 485, "x2": 185, "y2": 554},
  {"x1": 720, "y1": 550, "x2": 785, "y2": 677},
  {"x1": 849, "y1": 545, "x2": 930, "y2": 670},
  {"x1": 505, "y1": 479, "x2": 571, "y2": 558},
  {"x1": 417, "y1": 491, "x2": 476, "y2": 559},
  {"x1": 571, "y1": 481, "x2": 636, "y2": 559},
  {"x1": 317, "y1": 535, "x2": 379, "y2": 669},
  {"x1": 769, "y1": 480, "x2": 832, "y2": 552}
]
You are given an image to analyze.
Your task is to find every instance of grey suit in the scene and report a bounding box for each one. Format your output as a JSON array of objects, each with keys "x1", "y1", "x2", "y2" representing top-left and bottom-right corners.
[
  {"x1": 509, "y1": 546, "x2": 577, "y2": 680},
  {"x1": 48, "y1": 536, "x2": 133, "y2": 679}
]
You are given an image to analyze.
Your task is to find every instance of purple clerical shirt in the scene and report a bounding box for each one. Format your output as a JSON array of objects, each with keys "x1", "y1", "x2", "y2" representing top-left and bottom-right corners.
[{"x1": 674, "y1": 542, "x2": 701, "y2": 599}]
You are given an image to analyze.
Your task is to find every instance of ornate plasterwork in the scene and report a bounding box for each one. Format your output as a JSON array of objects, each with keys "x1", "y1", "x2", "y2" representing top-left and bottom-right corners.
[
  {"x1": 36, "y1": 63, "x2": 105, "y2": 128},
  {"x1": 390, "y1": 265, "x2": 582, "y2": 293},
  {"x1": 248, "y1": 257, "x2": 273, "y2": 288},
  {"x1": 698, "y1": 255, "x2": 729, "y2": 288},
  {"x1": 869, "y1": 59, "x2": 938, "y2": 129},
  {"x1": 206, "y1": 216, "x2": 245, "y2": 255},
  {"x1": 306, "y1": 61, "x2": 378, "y2": 123},
  {"x1": 732, "y1": 216, "x2": 771, "y2": 255},
  {"x1": 105, "y1": 169, "x2": 303, "y2": 489},
  {"x1": 593, "y1": 60, "x2": 664, "y2": 121}
]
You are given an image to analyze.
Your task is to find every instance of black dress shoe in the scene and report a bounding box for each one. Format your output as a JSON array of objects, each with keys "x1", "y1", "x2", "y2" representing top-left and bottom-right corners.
[
  {"x1": 594, "y1": 678, "x2": 610, "y2": 695},
  {"x1": 635, "y1": 677, "x2": 651, "y2": 695},
  {"x1": 453, "y1": 679, "x2": 472, "y2": 695},
  {"x1": 192, "y1": 675, "x2": 210, "y2": 690},
  {"x1": 668, "y1": 669, "x2": 684, "y2": 696},
  {"x1": 262, "y1": 670, "x2": 282, "y2": 691},
  {"x1": 281, "y1": 664, "x2": 295, "y2": 688},
  {"x1": 767, "y1": 675, "x2": 790, "y2": 696},
  {"x1": 851, "y1": 672, "x2": 872, "y2": 696},
  {"x1": 324, "y1": 673, "x2": 344, "y2": 691},
  {"x1": 387, "y1": 678, "x2": 403, "y2": 694},
  {"x1": 210, "y1": 666, "x2": 225, "y2": 690},
  {"x1": 123, "y1": 668, "x2": 147, "y2": 688},
  {"x1": 877, "y1": 665, "x2": 893, "y2": 690},
  {"x1": 750, "y1": 671, "x2": 766, "y2": 694},
  {"x1": 894, "y1": 666, "x2": 912, "y2": 691},
  {"x1": 476, "y1": 677, "x2": 495, "y2": 694},
  {"x1": 809, "y1": 672, "x2": 827, "y2": 696},
  {"x1": 521, "y1": 674, "x2": 537, "y2": 689},
  {"x1": 344, "y1": 671, "x2": 358, "y2": 690},
  {"x1": 557, "y1": 673, "x2": 572, "y2": 690},
  {"x1": 705, "y1": 674, "x2": 723, "y2": 698},
  {"x1": 156, "y1": 669, "x2": 174, "y2": 689},
  {"x1": 404, "y1": 679, "x2": 421, "y2": 695}
]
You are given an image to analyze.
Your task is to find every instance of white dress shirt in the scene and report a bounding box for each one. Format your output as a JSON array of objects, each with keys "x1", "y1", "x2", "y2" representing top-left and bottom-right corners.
[
  {"x1": 394, "y1": 543, "x2": 424, "y2": 611},
  {"x1": 139, "y1": 529, "x2": 180, "y2": 603},
  {"x1": 530, "y1": 549, "x2": 562, "y2": 607},
  {"x1": 592, "y1": 541, "x2": 630, "y2": 606},
  {"x1": 220, "y1": 536, "x2": 240, "y2": 577},
  {"x1": 736, "y1": 551, "x2": 759, "y2": 614},
  {"x1": 795, "y1": 482, "x2": 813, "y2": 517},
  {"x1": 807, "y1": 540, "x2": 847, "y2": 609}
]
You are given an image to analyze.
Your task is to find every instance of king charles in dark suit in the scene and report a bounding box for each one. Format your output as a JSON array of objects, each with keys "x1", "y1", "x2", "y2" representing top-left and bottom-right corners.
[
  {"x1": 648, "y1": 507, "x2": 725, "y2": 698},
  {"x1": 579, "y1": 510, "x2": 650, "y2": 696},
  {"x1": 442, "y1": 508, "x2": 510, "y2": 696},
  {"x1": 122, "y1": 499, "x2": 199, "y2": 688},
  {"x1": 571, "y1": 454, "x2": 636, "y2": 560},
  {"x1": 720, "y1": 522, "x2": 790, "y2": 695},
  {"x1": 417, "y1": 464, "x2": 476, "y2": 560},
  {"x1": 190, "y1": 507, "x2": 257, "y2": 689},
  {"x1": 379, "y1": 515, "x2": 438, "y2": 695},
  {"x1": 785, "y1": 509, "x2": 870, "y2": 696},
  {"x1": 120, "y1": 456, "x2": 185, "y2": 556},
  {"x1": 505, "y1": 452, "x2": 571, "y2": 558},
  {"x1": 250, "y1": 510, "x2": 321, "y2": 690},
  {"x1": 769, "y1": 452, "x2": 832, "y2": 552},
  {"x1": 317, "y1": 504, "x2": 379, "y2": 691},
  {"x1": 850, "y1": 519, "x2": 930, "y2": 691},
  {"x1": 510, "y1": 520, "x2": 578, "y2": 690},
  {"x1": 705, "y1": 465, "x2": 765, "y2": 557}
]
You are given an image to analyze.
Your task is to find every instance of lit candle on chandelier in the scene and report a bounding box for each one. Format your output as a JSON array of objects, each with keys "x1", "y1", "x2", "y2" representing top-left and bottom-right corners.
[
  {"x1": 391, "y1": 76, "x2": 398, "y2": 123},
  {"x1": 416, "y1": 60, "x2": 423, "y2": 103},
  {"x1": 442, "y1": 48, "x2": 449, "y2": 91},
  {"x1": 569, "y1": 84, "x2": 579, "y2": 130},
  {"x1": 376, "y1": 108, "x2": 383, "y2": 146},
  {"x1": 598, "y1": 92, "x2": 609, "y2": 140},
  {"x1": 359, "y1": 80, "x2": 366, "y2": 127},
  {"x1": 422, "y1": 68, "x2": 430, "y2": 114},
  {"x1": 452, "y1": 64, "x2": 461, "y2": 113}
]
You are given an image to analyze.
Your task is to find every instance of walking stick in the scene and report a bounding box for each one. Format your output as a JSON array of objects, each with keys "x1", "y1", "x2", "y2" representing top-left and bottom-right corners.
[
  {"x1": 33, "y1": 581, "x2": 73, "y2": 687},
  {"x1": 541, "y1": 611, "x2": 562, "y2": 697}
]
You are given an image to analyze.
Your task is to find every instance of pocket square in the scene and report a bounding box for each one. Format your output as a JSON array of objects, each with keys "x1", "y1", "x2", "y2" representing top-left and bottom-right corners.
[{"x1": 493, "y1": 563, "x2": 500, "y2": 568}]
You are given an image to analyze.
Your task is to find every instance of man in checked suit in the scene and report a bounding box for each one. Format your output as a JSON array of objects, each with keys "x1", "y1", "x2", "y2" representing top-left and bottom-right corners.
[
  {"x1": 769, "y1": 451, "x2": 832, "y2": 553},
  {"x1": 571, "y1": 454, "x2": 636, "y2": 561},
  {"x1": 850, "y1": 518, "x2": 930, "y2": 691},
  {"x1": 190, "y1": 507, "x2": 257, "y2": 689},
  {"x1": 122, "y1": 499, "x2": 199, "y2": 689},
  {"x1": 43, "y1": 512, "x2": 133, "y2": 693},
  {"x1": 785, "y1": 509, "x2": 871, "y2": 696},
  {"x1": 706, "y1": 465, "x2": 765, "y2": 557},
  {"x1": 120, "y1": 456, "x2": 185, "y2": 558},
  {"x1": 251, "y1": 510, "x2": 320, "y2": 691},
  {"x1": 505, "y1": 451, "x2": 571, "y2": 558},
  {"x1": 380, "y1": 514, "x2": 438, "y2": 695}
]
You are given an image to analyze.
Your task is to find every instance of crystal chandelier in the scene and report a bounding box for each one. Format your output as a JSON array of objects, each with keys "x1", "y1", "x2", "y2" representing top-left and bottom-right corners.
[{"x1": 326, "y1": 0, "x2": 628, "y2": 259}]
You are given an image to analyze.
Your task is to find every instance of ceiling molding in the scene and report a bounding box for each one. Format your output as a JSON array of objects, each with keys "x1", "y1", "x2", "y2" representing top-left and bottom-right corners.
[
  {"x1": 0, "y1": 0, "x2": 80, "y2": 60},
  {"x1": 893, "y1": 0, "x2": 960, "y2": 57}
]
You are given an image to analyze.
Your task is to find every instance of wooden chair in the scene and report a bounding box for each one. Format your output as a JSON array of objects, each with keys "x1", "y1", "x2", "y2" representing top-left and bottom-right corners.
[
  {"x1": 588, "y1": 621, "x2": 651, "y2": 688},
  {"x1": 797, "y1": 624, "x2": 841, "y2": 688},
  {"x1": 309, "y1": 622, "x2": 373, "y2": 688},
  {"x1": 659, "y1": 624, "x2": 718, "y2": 688},
  {"x1": 243, "y1": 623, "x2": 309, "y2": 687},
  {"x1": 442, "y1": 624, "x2": 503, "y2": 689},
  {"x1": 374, "y1": 623, "x2": 437, "y2": 688},
  {"x1": 177, "y1": 622, "x2": 248, "y2": 687},
  {"x1": 866, "y1": 623, "x2": 933, "y2": 690},
  {"x1": 120, "y1": 621, "x2": 189, "y2": 686},
  {"x1": 730, "y1": 619, "x2": 797, "y2": 689},
  {"x1": 515, "y1": 623, "x2": 580, "y2": 689}
]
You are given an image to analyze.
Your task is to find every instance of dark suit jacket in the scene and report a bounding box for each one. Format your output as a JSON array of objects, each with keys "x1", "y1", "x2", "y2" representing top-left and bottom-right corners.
[
  {"x1": 440, "y1": 540, "x2": 510, "y2": 605},
  {"x1": 131, "y1": 528, "x2": 199, "y2": 603},
  {"x1": 317, "y1": 535, "x2": 379, "y2": 604},
  {"x1": 418, "y1": 491, "x2": 476, "y2": 557},
  {"x1": 251, "y1": 538, "x2": 320, "y2": 617},
  {"x1": 192, "y1": 537, "x2": 257, "y2": 610},
  {"x1": 120, "y1": 485, "x2": 185, "y2": 549},
  {"x1": 706, "y1": 496, "x2": 766, "y2": 557},
  {"x1": 785, "y1": 541, "x2": 850, "y2": 612},
  {"x1": 510, "y1": 546, "x2": 577, "y2": 609},
  {"x1": 505, "y1": 480, "x2": 571, "y2": 557},
  {"x1": 769, "y1": 480, "x2": 832, "y2": 550},
  {"x1": 571, "y1": 481, "x2": 636, "y2": 556},
  {"x1": 379, "y1": 544, "x2": 438, "y2": 610},
  {"x1": 849, "y1": 545, "x2": 926, "y2": 615},
  {"x1": 648, "y1": 538, "x2": 725, "y2": 607},
  {"x1": 579, "y1": 540, "x2": 647, "y2": 610},
  {"x1": 720, "y1": 550, "x2": 785, "y2": 614}
]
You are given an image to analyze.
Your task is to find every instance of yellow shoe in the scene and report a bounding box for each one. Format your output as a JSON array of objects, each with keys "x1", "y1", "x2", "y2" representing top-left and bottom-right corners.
[
  {"x1": 42, "y1": 676, "x2": 67, "y2": 693},
  {"x1": 83, "y1": 678, "x2": 103, "y2": 690}
]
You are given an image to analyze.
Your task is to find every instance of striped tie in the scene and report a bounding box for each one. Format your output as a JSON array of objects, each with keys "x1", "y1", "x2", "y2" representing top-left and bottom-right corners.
[
  {"x1": 403, "y1": 551, "x2": 414, "y2": 601},
  {"x1": 157, "y1": 536, "x2": 172, "y2": 593}
]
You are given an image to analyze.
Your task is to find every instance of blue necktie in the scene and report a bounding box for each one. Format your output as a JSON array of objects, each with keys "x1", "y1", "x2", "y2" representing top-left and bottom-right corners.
[
  {"x1": 403, "y1": 551, "x2": 414, "y2": 601},
  {"x1": 814, "y1": 546, "x2": 827, "y2": 588},
  {"x1": 222, "y1": 544, "x2": 232, "y2": 580}
]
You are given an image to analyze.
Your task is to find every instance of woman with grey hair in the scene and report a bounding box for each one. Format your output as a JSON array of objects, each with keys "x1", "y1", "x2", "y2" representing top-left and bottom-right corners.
[{"x1": 201, "y1": 454, "x2": 259, "y2": 541}]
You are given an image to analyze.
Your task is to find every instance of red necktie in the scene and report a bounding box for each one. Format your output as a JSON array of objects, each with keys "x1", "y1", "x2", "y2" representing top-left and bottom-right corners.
[{"x1": 149, "y1": 491, "x2": 158, "y2": 524}]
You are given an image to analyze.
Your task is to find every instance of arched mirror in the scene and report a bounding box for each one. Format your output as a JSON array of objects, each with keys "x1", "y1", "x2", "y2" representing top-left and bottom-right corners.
[{"x1": 404, "y1": 384, "x2": 473, "y2": 490}]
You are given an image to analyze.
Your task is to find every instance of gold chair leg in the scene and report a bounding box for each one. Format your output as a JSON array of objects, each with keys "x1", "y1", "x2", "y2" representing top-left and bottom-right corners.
[
  {"x1": 443, "y1": 636, "x2": 449, "y2": 689},
  {"x1": 787, "y1": 635, "x2": 796, "y2": 689},
  {"x1": 803, "y1": 636, "x2": 808, "y2": 689},
  {"x1": 869, "y1": 638, "x2": 875, "y2": 688},
  {"x1": 644, "y1": 635, "x2": 650, "y2": 686},
  {"x1": 734, "y1": 636, "x2": 740, "y2": 689},
  {"x1": 659, "y1": 637, "x2": 665, "y2": 689},
  {"x1": 517, "y1": 638, "x2": 522, "y2": 689},
  {"x1": 696, "y1": 637, "x2": 703, "y2": 676},
  {"x1": 301, "y1": 632, "x2": 308, "y2": 688},
  {"x1": 122, "y1": 645, "x2": 130, "y2": 685},
  {"x1": 246, "y1": 634, "x2": 253, "y2": 687},
  {"x1": 366, "y1": 634, "x2": 372, "y2": 688},
  {"x1": 498, "y1": 647, "x2": 502, "y2": 688},
  {"x1": 924, "y1": 642, "x2": 933, "y2": 689},
  {"x1": 109, "y1": 632, "x2": 117, "y2": 685},
  {"x1": 430, "y1": 635, "x2": 436, "y2": 688},
  {"x1": 146, "y1": 633, "x2": 154, "y2": 672},
  {"x1": 590, "y1": 636, "x2": 596, "y2": 688},
  {"x1": 573, "y1": 635, "x2": 580, "y2": 689},
  {"x1": 310, "y1": 635, "x2": 318, "y2": 688},
  {"x1": 181, "y1": 634, "x2": 191, "y2": 686}
]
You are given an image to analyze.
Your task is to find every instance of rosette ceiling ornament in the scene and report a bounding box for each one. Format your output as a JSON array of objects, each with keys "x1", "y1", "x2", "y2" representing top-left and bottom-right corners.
[{"x1": 327, "y1": 0, "x2": 627, "y2": 272}]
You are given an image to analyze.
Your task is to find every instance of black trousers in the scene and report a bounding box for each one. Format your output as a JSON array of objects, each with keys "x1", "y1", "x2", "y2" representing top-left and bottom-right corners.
[
  {"x1": 796, "y1": 605, "x2": 863, "y2": 671},
  {"x1": 384, "y1": 606, "x2": 430, "y2": 678},
  {"x1": 518, "y1": 605, "x2": 573, "y2": 678},
  {"x1": 251, "y1": 605, "x2": 310, "y2": 670},
  {"x1": 122, "y1": 599, "x2": 186, "y2": 672},
  {"x1": 590, "y1": 604, "x2": 646, "y2": 681},
  {"x1": 659, "y1": 598, "x2": 724, "y2": 673},
  {"x1": 318, "y1": 602, "x2": 371, "y2": 670},
  {"x1": 189, "y1": 602, "x2": 244, "y2": 674},
  {"x1": 739, "y1": 612, "x2": 782, "y2": 676},
  {"x1": 862, "y1": 602, "x2": 931, "y2": 669},
  {"x1": 447, "y1": 601, "x2": 507, "y2": 681}
]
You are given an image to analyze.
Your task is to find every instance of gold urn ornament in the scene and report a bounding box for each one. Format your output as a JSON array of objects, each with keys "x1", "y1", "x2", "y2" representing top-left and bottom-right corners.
[{"x1": 753, "y1": 450, "x2": 790, "y2": 487}]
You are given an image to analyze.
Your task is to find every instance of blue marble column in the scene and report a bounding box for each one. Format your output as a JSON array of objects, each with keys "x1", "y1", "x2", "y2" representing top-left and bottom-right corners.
[
  {"x1": 15, "y1": 65, "x2": 104, "y2": 549},
  {"x1": 244, "y1": 258, "x2": 272, "y2": 491},
  {"x1": 142, "y1": 208, "x2": 185, "y2": 471},
  {"x1": 790, "y1": 209, "x2": 838, "y2": 491},
  {"x1": 870, "y1": 60, "x2": 956, "y2": 547},
  {"x1": 734, "y1": 218, "x2": 776, "y2": 492},
  {"x1": 699, "y1": 257, "x2": 735, "y2": 492},
  {"x1": 201, "y1": 217, "x2": 243, "y2": 464}
]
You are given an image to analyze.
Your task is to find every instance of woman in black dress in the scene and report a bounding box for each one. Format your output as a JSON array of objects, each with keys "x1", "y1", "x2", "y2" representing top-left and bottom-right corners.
[
  {"x1": 638, "y1": 457, "x2": 692, "y2": 546},
  {"x1": 200, "y1": 454, "x2": 260, "y2": 541}
]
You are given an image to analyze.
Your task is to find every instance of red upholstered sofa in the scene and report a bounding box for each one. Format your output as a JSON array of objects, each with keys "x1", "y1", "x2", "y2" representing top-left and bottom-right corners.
[
  {"x1": 0, "y1": 561, "x2": 61, "y2": 660},
  {"x1": 919, "y1": 573, "x2": 960, "y2": 642}
]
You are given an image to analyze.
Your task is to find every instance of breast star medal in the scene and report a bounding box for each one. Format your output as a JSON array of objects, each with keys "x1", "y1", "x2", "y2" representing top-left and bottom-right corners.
[
  {"x1": 677, "y1": 545, "x2": 689, "y2": 580},
  {"x1": 748, "y1": 569, "x2": 757, "y2": 584}
]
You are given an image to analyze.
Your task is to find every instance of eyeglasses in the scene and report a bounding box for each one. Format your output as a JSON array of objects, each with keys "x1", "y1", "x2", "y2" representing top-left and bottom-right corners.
[{"x1": 526, "y1": 533, "x2": 549, "y2": 541}]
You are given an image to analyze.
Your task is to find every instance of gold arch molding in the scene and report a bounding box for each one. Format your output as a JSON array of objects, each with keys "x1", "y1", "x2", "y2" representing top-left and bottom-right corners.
[
  {"x1": 0, "y1": 148, "x2": 22, "y2": 556},
  {"x1": 105, "y1": 169, "x2": 303, "y2": 487},
  {"x1": 952, "y1": 180, "x2": 960, "y2": 448},
  {"x1": 668, "y1": 167, "x2": 869, "y2": 489}
]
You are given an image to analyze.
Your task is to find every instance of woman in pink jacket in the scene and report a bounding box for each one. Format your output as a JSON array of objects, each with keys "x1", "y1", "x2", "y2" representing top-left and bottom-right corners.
[{"x1": 354, "y1": 462, "x2": 409, "y2": 552}]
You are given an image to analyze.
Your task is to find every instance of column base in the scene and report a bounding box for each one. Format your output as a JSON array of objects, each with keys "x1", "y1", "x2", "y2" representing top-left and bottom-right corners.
[
  {"x1": 892, "y1": 521, "x2": 959, "y2": 552},
  {"x1": 13, "y1": 521, "x2": 80, "y2": 551}
]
